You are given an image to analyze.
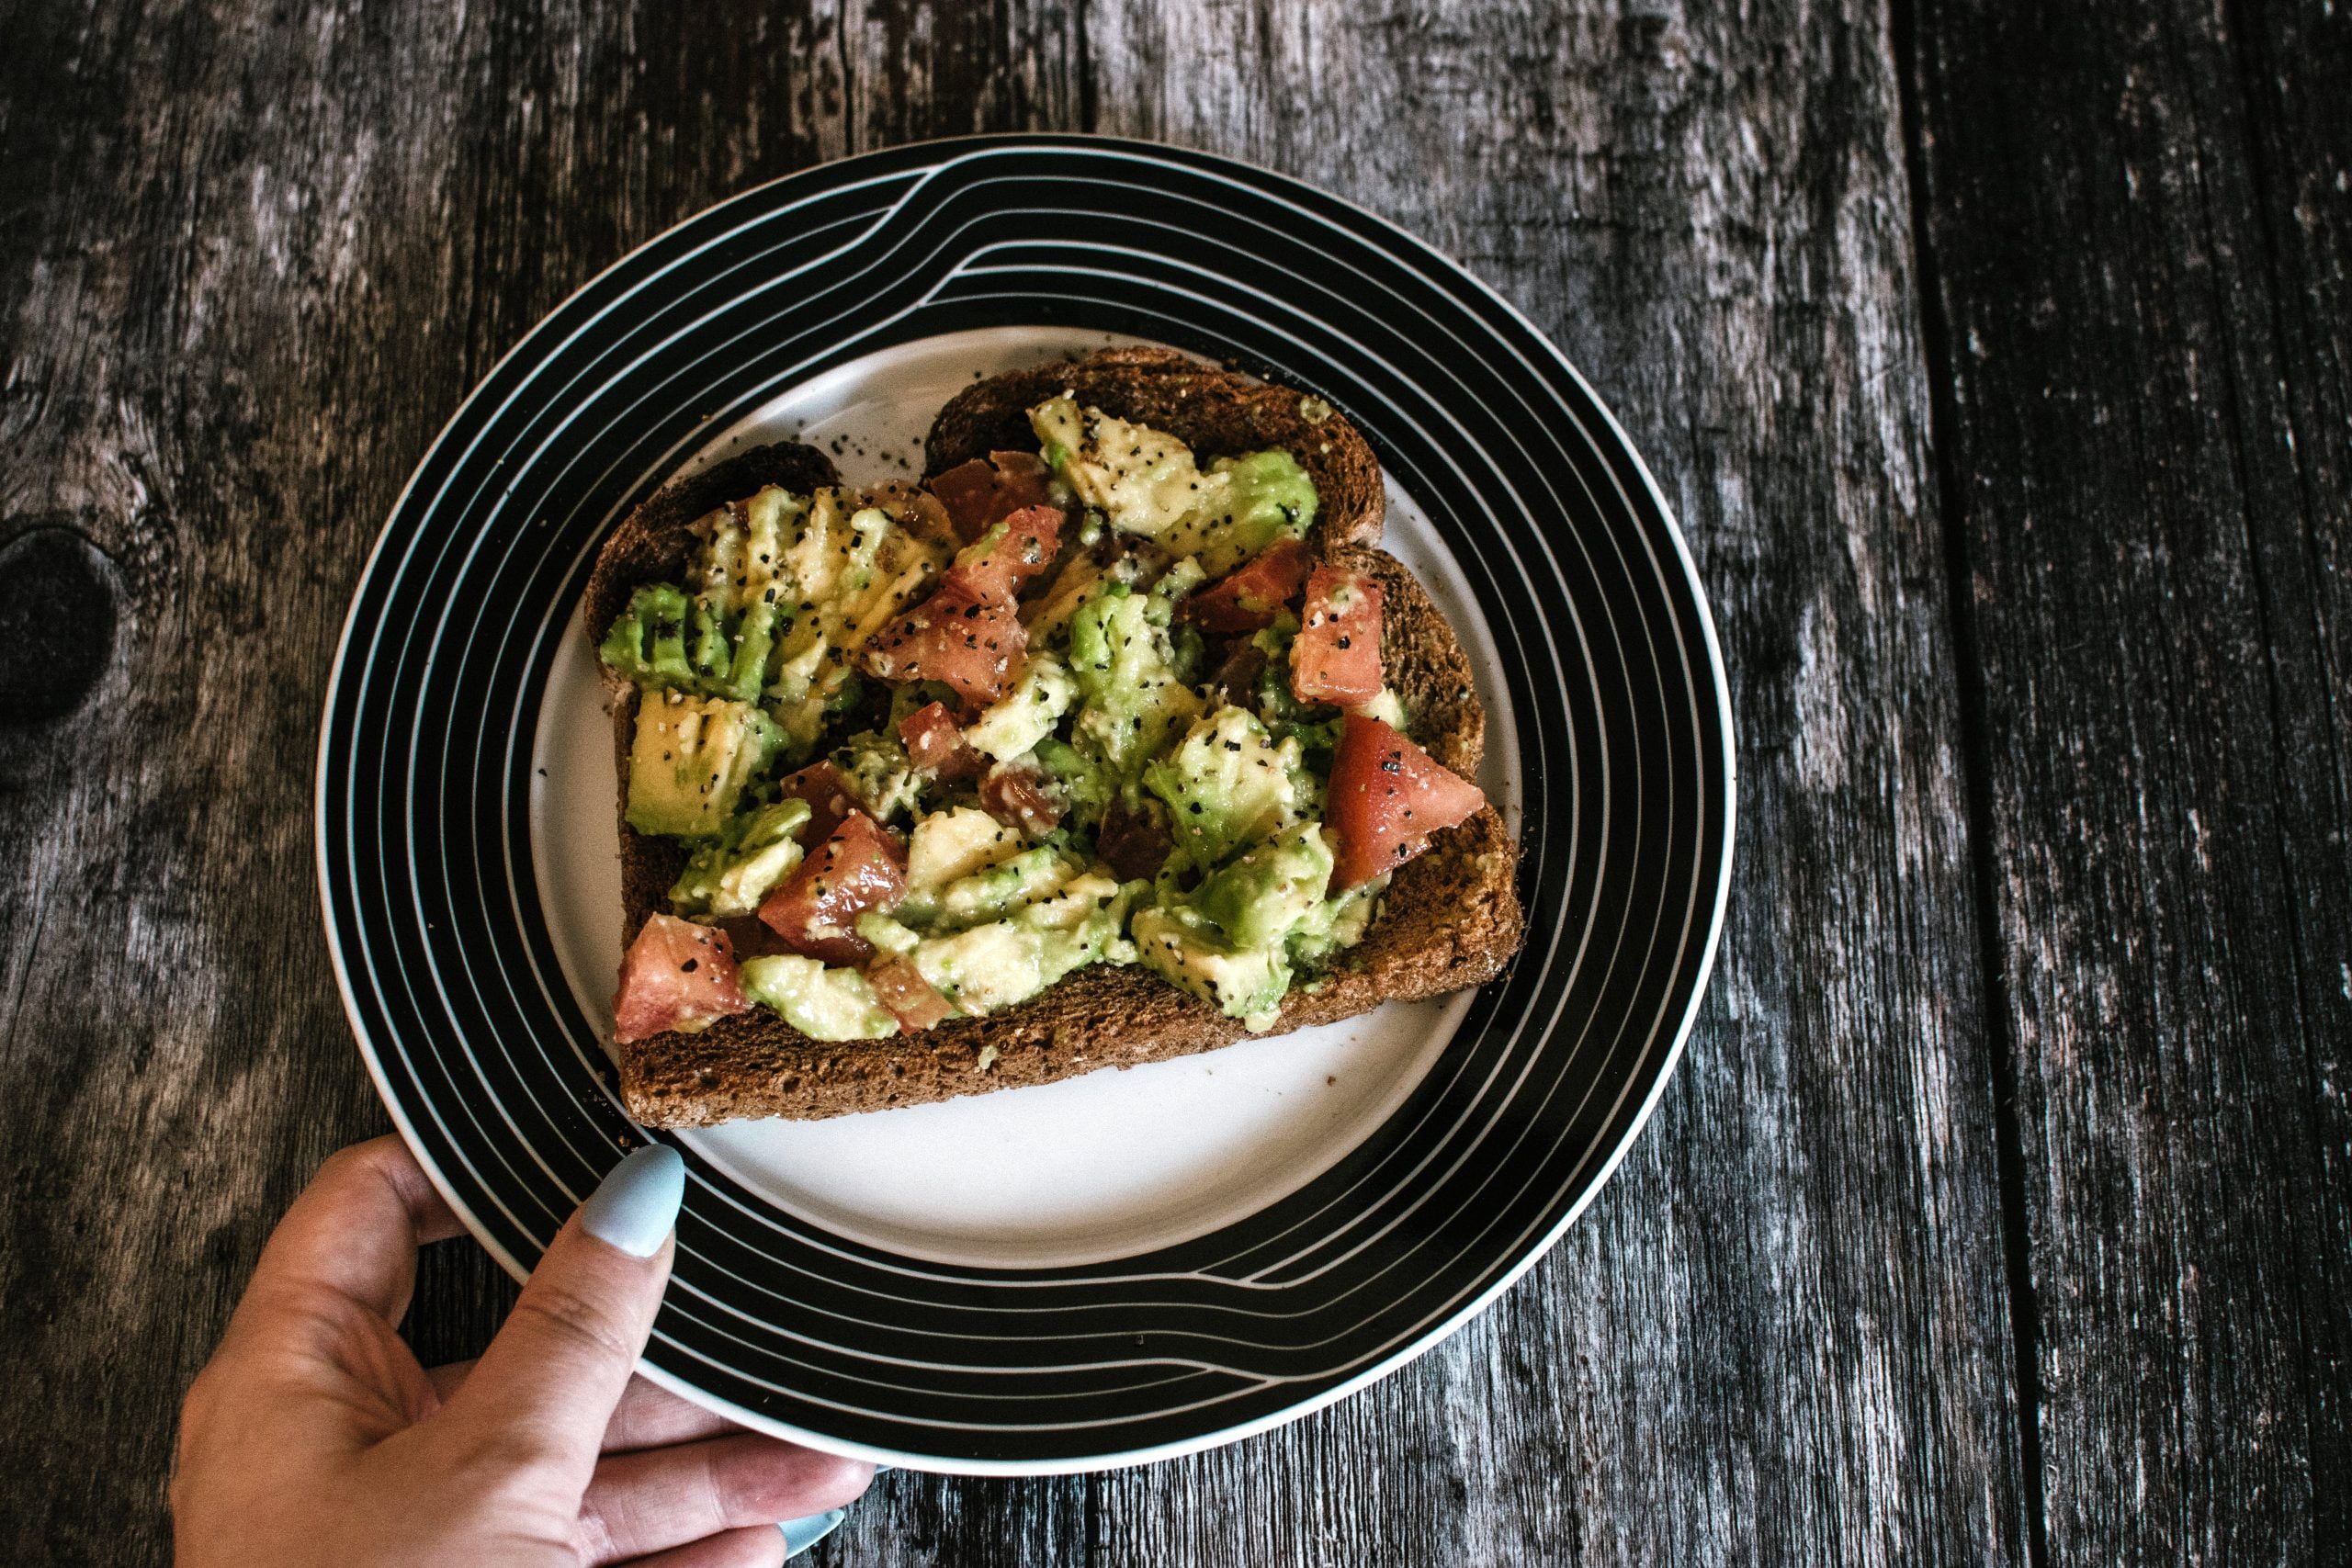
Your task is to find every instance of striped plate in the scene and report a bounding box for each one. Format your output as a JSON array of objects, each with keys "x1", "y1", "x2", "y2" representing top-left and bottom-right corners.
[{"x1": 318, "y1": 136, "x2": 1735, "y2": 1473}]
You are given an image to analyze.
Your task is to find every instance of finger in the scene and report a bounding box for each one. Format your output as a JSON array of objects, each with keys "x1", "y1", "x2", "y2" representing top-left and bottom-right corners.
[
  {"x1": 620, "y1": 1524, "x2": 788, "y2": 1568},
  {"x1": 578, "y1": 1432, "x2": 873, "y2": 1563},
  {"x1": 435, "y1": 1145, "x2": 684, "y2": 1483},
  {"x1": 427, "y1": 1359, "x2": 474, "y2": 1403},
  {"x1": 228, "y1": 1137, "x2": 461, "y2": 1336},
  {"x1": 427, "y1": 1361, "x2": 747, "y2": 1454},
  {"x1": 602, "y1": 1376, "x2": 752, "y2": 1453}
]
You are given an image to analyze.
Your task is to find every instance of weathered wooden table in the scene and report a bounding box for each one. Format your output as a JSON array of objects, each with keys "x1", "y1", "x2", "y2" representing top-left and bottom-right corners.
[{"x1": 6, "y1": 1, "x2": 2345, "y2": 1562}]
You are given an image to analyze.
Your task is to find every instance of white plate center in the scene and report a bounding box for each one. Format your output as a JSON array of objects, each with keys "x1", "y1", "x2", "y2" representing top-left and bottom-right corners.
[{"x1": 530, "y1": 326, "x2": 1521, "y2": 1269}]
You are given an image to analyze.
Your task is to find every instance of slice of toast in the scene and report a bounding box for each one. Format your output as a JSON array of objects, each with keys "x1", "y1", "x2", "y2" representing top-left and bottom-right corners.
[{"x1": 594, "y1": 352, "x2": 1524, "y2": 1126}]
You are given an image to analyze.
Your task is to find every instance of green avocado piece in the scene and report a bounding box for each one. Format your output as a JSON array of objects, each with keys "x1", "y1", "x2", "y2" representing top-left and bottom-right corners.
[
  {"x1": 1286, "y1": 874, "x2": 1386, "y2": 972},
  {"x1": 964, "y1": 653, "x2": 1077, "y2": 762},
  {"x1": 1030, "y1": 397, "x2": 1212, "y2": 537},
  {"x1": 1131, "y1": 903, "x2": 1292, "y2": 1031},
  {"x1": 600, "y1": 583, "x2": 699, "y2": 690},
  {"x1": 1068, "y1": 584, "x2": 1203, "y2": 777},
  {"x1": 868, "y1": 873, "x2": 1137, "y2": 1017},
  {"x1": 1164, "y1": 450, "x2": 1317, "y2": 578},
  {"x1": 931, "y1": 846, "x2": 1079, "y2": 930},
  {"x1": 1194, "y1": 822, "x2": 1336, "y2": 948},
  {"x1": 738, "y1": 954, "x2": 898, "y2": 1040},
  {"x1": 627, "y1": 690, "x2": 786, "y2": 840},
  {"x1": 830, "y1": 728, "x2": 922, "y2": 824},
  {"x1": 668, "y1": 797, "x2": 814, "y2": 918},
  {"x1": 1034, "y1": 739, "x2": 1113, "y2": 831},
  {"x1": 1141, "y1": 705, "x2": 1315, "y2": 870}
]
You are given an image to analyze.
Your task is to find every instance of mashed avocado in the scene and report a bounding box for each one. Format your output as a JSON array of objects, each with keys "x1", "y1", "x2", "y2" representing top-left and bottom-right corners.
[
  {"x1": 609, "y1": 401, "x2": 1401, "y2": 1039},
  {"x1": 738, "y1": 955, "x2": 897, "y2": 1040},
  {"x1": 669, "y1": 797, "x2": 813, "y2": 917}
]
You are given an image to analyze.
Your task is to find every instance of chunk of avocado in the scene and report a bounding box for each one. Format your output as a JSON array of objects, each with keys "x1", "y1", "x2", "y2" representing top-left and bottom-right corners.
[
  {"x1": 1194, "y1": 822, "x2": 1336, "y2": 948},
  {"x1": 1141, "y1": 705, "x2": 1314, "y2": 869},
  {"x1": 627, "y1": 690, "x2": 786, "y2": 840},
  {"x1": 760, "y1": 491, "x2": 955, "y2": 753},
  {"x1": 831, "y1": 728, "x2": 922, "y2": 823},
  {"x1": 601, "y1": 489, "x2": 805, "y2": 702},
  {"x1": 1033, "y1": 738, "x2": 1114, "y2": 831},
  {"x1": 1286, "y1": 873, "x2": 1387, "y2": 971},
  {"x1": 1161, "y1": 450, "x2": 1317, "y2": 578},
  {"x1": 692, "y1": 486, "x2": 802, "y2": 607},
  {"x1": 930, "y1": 845, "x2": 1080, "y2": 930},
  {"x1": 1131, "y1": 904, "x2": 1292, "y2": 1031},
  {"x1": 1031, "y1": 396, "x2": 1221, "y2": 537},
  {"x1": 738, "y1": 954, "x2": 898, "y2": 1040},
  {"x1": 893, "y1": 879, "x2": 1140, "y2": 1016},
  {"x1": 668, "y1": 797, "x2": 814, "y2": 918},
  {"x1": 1068, "y1": 585, "x2": 1202, "y2": 777},
  {"x1": 964, "y1": 653, "x2": 1077, "y2": 761},
  {"x1": 905, "y1": 805, "x2": 1025, "y2": 894},
  {"x1": 1355, "y1": 687, "x2": 1409, "y2": 731},
  {"x1": 600, "y1": 583, "x2": 699, "y2": 690}
]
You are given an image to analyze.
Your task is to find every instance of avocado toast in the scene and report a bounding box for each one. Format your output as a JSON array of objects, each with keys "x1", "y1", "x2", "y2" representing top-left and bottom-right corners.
[{"x1": 587, "y1": 348, "x2": 1524, "y2": 1126}]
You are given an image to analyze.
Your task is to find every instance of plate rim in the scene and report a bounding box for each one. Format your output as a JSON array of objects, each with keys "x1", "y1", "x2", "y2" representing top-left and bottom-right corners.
[{"x1": 315, "y1": 130, "x2": 1738, "y2": 1474}]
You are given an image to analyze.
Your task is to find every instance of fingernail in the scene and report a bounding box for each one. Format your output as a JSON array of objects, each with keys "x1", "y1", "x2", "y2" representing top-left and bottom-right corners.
[
  {"x1": 580, "y1": 1145, "x2": 684, "y2": 1258},
  {"x1": 779, "y1": 1508, "x2": 847, "y2": 1557}
]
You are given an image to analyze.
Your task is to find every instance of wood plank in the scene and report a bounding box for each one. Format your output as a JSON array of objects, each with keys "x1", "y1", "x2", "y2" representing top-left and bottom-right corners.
[
  {"x1": 1072, "y1": 0, "x2": 2030, "y2": 1562},
  {"x1": 0, "y1": 5, "x2": 524, "y2": 1560},
  {"x1": 1901, "y1": 0, "x2": 2352, "y2": 1558}
]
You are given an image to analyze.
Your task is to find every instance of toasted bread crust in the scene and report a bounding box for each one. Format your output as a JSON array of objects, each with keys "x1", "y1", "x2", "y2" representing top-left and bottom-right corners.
[{"x1": 595, "y1": 352, "x2": 1523, "y2": 1125}]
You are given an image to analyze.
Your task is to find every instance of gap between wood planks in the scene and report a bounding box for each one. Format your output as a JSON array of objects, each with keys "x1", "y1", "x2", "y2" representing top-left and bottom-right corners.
[{"x1": 1883, "y1": 0, "x2": 2052, "y2": 1561}]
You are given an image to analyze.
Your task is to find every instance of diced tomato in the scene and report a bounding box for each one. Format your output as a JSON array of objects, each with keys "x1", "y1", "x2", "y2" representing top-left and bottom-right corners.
[
  {"x1": 1183, "y1": 537, "x2": 1316, "y2": 634},
  {"x1": 862, "y1": 574, "x2": 1028, "y2": 705},
  {"x1": 899, "y1": 700, "x2": 986, "y2": 782},
  {"x1": 614, "y1": 913, "x2": 751, "y2": 1043},
  {"x1": 1095, "y1": 798, "x2": 1174, "y2": 882},
  {"x1": 758, "y1": 811, "x2": 909, "y2": 965},
  {"x1": 1293, "y1": 564, "x2": 1385, "y2": 706},
  {"x1": 950, "y1": 505, "x2": 1063, "y2": 602},
  {"x1": 927, "y1": 460, "x2": 997, "y2": 540},
  {"x1": 928, "y1": 451, "x2": 1054, "y2": 543},
  {"x1": 865, "y1": 953, "x2": 956, "y2": 1032},
  {"x1": 980, "y1": 762, "x2": 1064, "y2": 840},
  {"x1": 775, "y1": 761, "x2": 859, "y2": 846},
  {"x1": 1326, "y1": 715, "x2": 1487, "y2": 889}
]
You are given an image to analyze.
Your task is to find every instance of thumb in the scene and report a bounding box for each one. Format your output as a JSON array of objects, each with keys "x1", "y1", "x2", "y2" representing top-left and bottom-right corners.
[{"x1": 437, "y1": 1145, "x2": 685, "y2": 1486}]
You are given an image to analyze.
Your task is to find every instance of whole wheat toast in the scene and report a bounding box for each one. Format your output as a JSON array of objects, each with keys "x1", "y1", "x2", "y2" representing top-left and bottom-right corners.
[{"x1": 591, "y1": 351, "x2": 1525, "y2": 1126}]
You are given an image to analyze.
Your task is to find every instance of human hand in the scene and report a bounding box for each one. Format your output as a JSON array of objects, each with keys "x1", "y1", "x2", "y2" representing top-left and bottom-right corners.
[{"x1": 172, "y1": 1137, "x2": 871, "y2": 1566}]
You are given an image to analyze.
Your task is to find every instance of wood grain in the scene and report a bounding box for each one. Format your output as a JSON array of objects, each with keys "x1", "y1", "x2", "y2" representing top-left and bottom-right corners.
[
  {"x1": 1903, "y1": 0, "x2": 2352, "y2": 1560},
  {"x1": 0, "y1": 0, "x2": 2341, "y2": 1562}
]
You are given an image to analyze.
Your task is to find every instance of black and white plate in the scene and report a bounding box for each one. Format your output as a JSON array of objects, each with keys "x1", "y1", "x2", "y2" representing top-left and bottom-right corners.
[{"x1": 319, "y1": 136, "x2": 1735, "y2": 1473}]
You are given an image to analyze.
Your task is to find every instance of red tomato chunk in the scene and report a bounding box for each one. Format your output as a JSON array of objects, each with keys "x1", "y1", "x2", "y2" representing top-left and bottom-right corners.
[
  {"x1": 613, "y1": 913, "x2": 751, "y2": 1043},
  {"x1": 928, "y1": 451, "x2": 1054, "y2": 544},
  {"x1": 898, "y1": 700, "x2": 985, "y2": 781},
  {"x1": 862, "y1": 574, "x2": 1027, "y2": 706},
  {"x1": 1293, "y1": 564, "x2": 1385, "y2": 706},
  {"x1": 775, "y1": 760, "x2": 860, "y2": 847},
  {"x1": 1326, "y1": 715, "x2": 1487, "y2": 889},
  {"x1": 951, "y1": 505, "x2": 1064, "y2": 602},
  {"x1": 758, "y1": 811, "x2": 909, "y2": 965},
  {"x1": 1183, "y1": 536, "x2": 1315, "y2": 634},
  {"x1": 865, "y1": 953, "x2": 956, "y2": 1032}
]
